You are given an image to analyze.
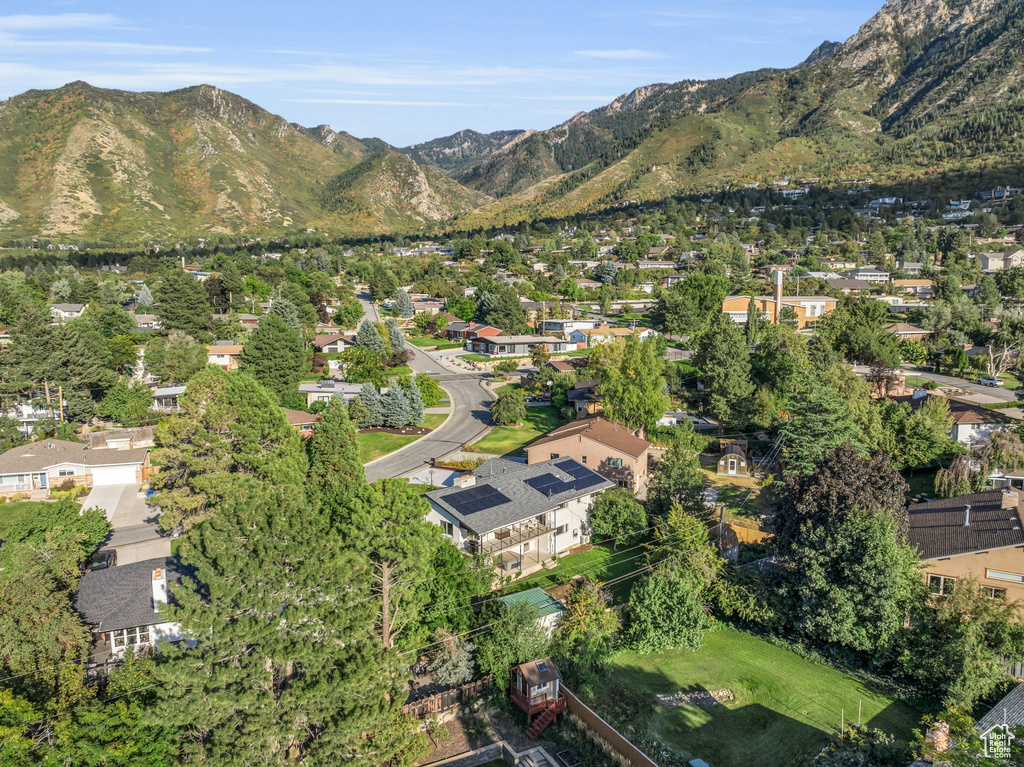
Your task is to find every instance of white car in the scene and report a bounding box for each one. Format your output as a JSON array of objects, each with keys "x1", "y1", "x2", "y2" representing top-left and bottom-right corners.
[{"x1": 977, "y1": 377, "x2": 1004, "y2": 387}]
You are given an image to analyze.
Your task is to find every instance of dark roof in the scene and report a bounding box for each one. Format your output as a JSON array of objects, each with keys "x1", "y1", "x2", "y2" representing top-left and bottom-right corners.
[
  {"x1": 446, "y1": 322, "x2": 471, "y2": 332},
  {"x1": 889, "y1": 394, "x2": 1015, "y2": 426},
  {"x1": 75, "y1": 556, "x2": 194, "y2": 632},
  {"x1": 0, "y1": 439, "x2": 147, "y2": 473},
  {"x1": 424, "y1": 457, "x2": 613, "y2": 534},
  {"x1": 907, "y1": 490, "x2": 1024, "y2": 559},
  {"x1": 567, "y1": 379, "x2": 600, "y2": 402},
  {"x1": 719, "y1": 445, "x2": 746, "y2": 459},
  {"x1": 977, "y1": 682, "x2": 1024, "y2": 735},
  {"x1": 514, "y1": 657, "x2": 562, "y2": 686}
]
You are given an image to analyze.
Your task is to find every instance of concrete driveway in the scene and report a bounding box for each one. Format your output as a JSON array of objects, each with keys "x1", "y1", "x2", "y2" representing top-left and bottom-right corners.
[{"x1": 83, "y1": 484, "x2": 170, "y2": 564}]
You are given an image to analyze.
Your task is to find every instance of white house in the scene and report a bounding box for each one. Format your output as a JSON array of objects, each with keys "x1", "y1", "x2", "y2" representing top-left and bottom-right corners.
[
  {"x1": 298, "y1": 380, "x2": 364, "y2": 407},
  {"x1": 568, "y1": 324, "x2": 655, "y2": 348},
  {"x1": 538, "y1": 318, "x2": 597, "y2": 338},
  {"x1": 423, "y1": 458, "x2": 614, "y2": 575},
  {"x1": 50, "y1": 303, "x2": 85, "y2": 323},
  {"x1": 0, "y1": 438, "x2": 149, "y2": 494},
  {"x1": 74, "y1": 557, "x2": 196, "y2": 658}
]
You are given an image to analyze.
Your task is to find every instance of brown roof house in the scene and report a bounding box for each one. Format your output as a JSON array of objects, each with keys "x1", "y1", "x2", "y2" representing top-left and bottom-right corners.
[
  {"x1": 525, "y1": 416, "x2": 651, "y2": 493},
  {"x1": 891, "y1": 393, "x2": 1015, "y2": 446},
  {"x1": 0, "y1": 438, "x2": 150, "y2": 495},
  {"x1": 908, "y1": 489, "x2": 1024, "y2": 608}
]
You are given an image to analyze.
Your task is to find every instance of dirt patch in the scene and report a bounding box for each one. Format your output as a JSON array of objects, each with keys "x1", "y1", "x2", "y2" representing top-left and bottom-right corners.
[
  {"x1": 657, "y1": 689, "x2": 734, "y2": 708},
  {"x1": 359, "y1": 425, "x2": 431, "y2": 436},
  {"x1": 417, "y1": 710, "x2": 550, "y2": 765}
]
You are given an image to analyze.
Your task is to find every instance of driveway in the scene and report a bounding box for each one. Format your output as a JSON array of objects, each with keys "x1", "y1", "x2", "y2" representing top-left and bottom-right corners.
[
  {"x1": 83, "y1": 483, "x2": 170, "y2": 564},
  {"x1": 853, "y1": 365, "x2": 1020, "y2": 404}
]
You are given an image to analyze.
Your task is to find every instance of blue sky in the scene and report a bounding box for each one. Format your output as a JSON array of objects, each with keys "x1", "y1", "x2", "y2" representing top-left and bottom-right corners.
[{"x1": 0, "y1": 1, "x2": 884, "y2": 146}]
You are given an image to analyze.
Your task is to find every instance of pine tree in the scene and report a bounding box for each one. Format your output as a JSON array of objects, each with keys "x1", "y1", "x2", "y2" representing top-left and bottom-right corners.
[
  {"x1": 405, "y1": 378, "x2": 425, "y2": 427},
  {"x1": 150, "y1": 479, "x2": 425, "y2": 765},
  {"x1": 135, "y1": 283, "x2": 154, "y2": 307},
  {"x1": 393, "y1": 290, "x2": 414, "y2": 318},
  {"x1": 355, "y1": 319, "x2": 387, "y2": 357},
  {"x1": 268, "y1": 297, "x2": 302, "y2": 333},
  {"x1": 382, "y1": 386, "x2": 409, "y2": 428},
  {"x1": 217, "y1": 261, "x2": 244, "y2": 309},
  {"x1": 144, "y1": 331, "x2": 208, "y2": 385},
  {"x1": 693, "y1": 312, "x2": 755, "y2": 428},
  {"x1": 358, "y1": 383, "x2": 383, "y2": 427},
  {"x1": 155, "y1": 270, "x2": 213, "y2": 341},
  {"x1": 368, "y1": 264, "x2": 399, "y2": 303},
  {"x1": 745, "y1": 296, "x2": 760, "y2": 345},
  {"x1": 239, "y1": 313, "x2": 308, "y2": 400},
  {"x1": 151, "y1": 368, "x2": 307, "y2": 529},
  {"x1": 335, "y1": 479, "x2": 445, "y2": 650},
  {"x1": 385, "y1": 318, "x2": 406, "y2": 364},
  {"x1": 307, "y1": 400, "x2": 365, "y2": 509}
]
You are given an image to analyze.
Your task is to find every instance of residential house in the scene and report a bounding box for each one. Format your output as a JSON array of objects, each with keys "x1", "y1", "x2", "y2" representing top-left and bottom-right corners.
[
  {"x1": 885, "y1": 322, "x2": 930, "y2": 341},
  {"x1": 635, "y1": 259, "x2": 676, "y2": 269},
  {"x1": 568, "y1": 324, "x2": 655, "y2": 348},
  {"x1": 74, "y1": 556, "x2": 196, "y2": 659},
  {"x1": 206, "y1": 343, "x2": 243, "y2": 370},
  {"x1": 567, "y1": 379, "x2": 601, "y2": 416},
  {"x1": 50, "y1": 303, "x2": 85, "y2": 323},
  {"x1": 282, "y1": 408, "x2": 317, "y2": 436},
  {"x1": 891, "y1": 393, "x2": 1015, "y2": 446},
  {"x1": 575, "y1": 278, "x2": 603, "y2": 290},
  {"x1": 133, "y1": 314, "x2": 162, "y2": 330},
  {"x1": 313, "y1": 333, "x2": 353, "y2": 354},
  {"x1": 423, "y1": 457, "x2": 614, "y2": 574},
  {"x1": 538, "y1": 318, "x2": 596, "y2": 338},
  {"x1": 237, "y1": 313, "x2": 260, "y2": 330},
  {"x1": 428, "y1": 312, "x2": 461, "y2": 334},
  {"x1": 897, "y1": 261, "x2": 924, "y2": 275},
  {"x1": 978, "y1": 250, "x2": 1024, "y2": 272},
  {"x1": 843, "y1": 268, "x2": 891, "y2": 283},
  {"x1": 663, "y1": 273, "x2": 687, "y2": 288},
  {"x1": 298, "y1": 380, "x2": 364, "y2": 407},
  {"x1": 826, "y1": 278, "x2": 872, "y2": 295},
  {"x1": 908, "y1": 489, "x2": 1024, "y2": 606},
  {"x1": 0, "y1": 438, "x2": 149, "y2": 494},
  {"x1": 448, "y1": 323, "x2": 501, "y2": 342},
  {"x1": 469, "y1": 335, "x2": 569, "y2": 357},
  {"x1": 721, "y1": 295, "x2": 838, "y2": 329},
  {"x1": 525, "y1": 416, "x2": 652, "y2": 493},
  {"x1": 891, "y1": 279, "x2": 935, "y2": 299},
  {"x1": 151, "y1": 386, "x2": 185, "y2": 412}
]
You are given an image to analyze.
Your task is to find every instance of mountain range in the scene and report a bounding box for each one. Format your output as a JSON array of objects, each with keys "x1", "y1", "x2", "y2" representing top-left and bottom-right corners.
[{"x1": 1, "y1": 0, "x2": 1022, "y2": 241}]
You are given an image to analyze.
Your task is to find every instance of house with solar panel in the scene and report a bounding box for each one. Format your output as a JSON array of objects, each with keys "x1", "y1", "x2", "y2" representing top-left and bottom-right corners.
[{"x1": 423, "y1": 457, "x2": 614, "y2": 574}]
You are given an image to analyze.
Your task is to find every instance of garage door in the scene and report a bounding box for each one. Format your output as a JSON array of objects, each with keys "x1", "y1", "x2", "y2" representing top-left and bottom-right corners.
[{"x1": 90, "y1": 465, "x2": 138, "y2": 486}]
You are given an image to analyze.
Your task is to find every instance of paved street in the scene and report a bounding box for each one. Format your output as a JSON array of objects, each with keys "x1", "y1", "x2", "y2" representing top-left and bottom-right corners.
[
  {"x1": 82, "y1": 483, "x2": 171, "y2": 564},
  {"x1": 358, "y1": 293, "x2": 496, "y2": 481},
  {"x1": 853, "y1": 365, "x2": 1020, "y2": 404}
]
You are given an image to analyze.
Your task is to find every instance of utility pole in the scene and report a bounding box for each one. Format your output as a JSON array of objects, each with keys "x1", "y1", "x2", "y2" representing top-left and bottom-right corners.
[
  {"x1": 43, "y1": 380, "x2": 54, "y2": 420},
  {"x1": 58, "y1": 386, "x2": 64, "y2": 424}
]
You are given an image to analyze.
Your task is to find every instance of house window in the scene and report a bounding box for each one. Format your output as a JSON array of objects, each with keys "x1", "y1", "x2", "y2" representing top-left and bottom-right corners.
[
  {"x1": 531, "y1": 681, "x2": 552, "y2": 703},
  {"x1": 928, "y1": 575, "x2": 956, "y2": 595},
  {"x1": 581, "y1": 455, "x2": 587, "y2": 465},
  {"x1": 555, "y1": 524, "x2": 568, "y2": 536},
  {"x1": 607, "y1": 457, "x2": 623, "y2": 468},
  {"x1": 982, "y1": 586, "x2": 1007, "y2": 600},
  {"x1": 58, "y1": 469, "x2": 75, "y2": 477},
  {"x1": 111, "y1": 626, "x2": 152, "y2": 652},
  {"x1": 440, "y1": 521, "x2": 454, "y2": 537},
  {"x1": 987, "y1": 569, "x2": 1024, "y2": 584},
  {"x1": 550, "y1": 453, "x2": 559, "y2": 460}
]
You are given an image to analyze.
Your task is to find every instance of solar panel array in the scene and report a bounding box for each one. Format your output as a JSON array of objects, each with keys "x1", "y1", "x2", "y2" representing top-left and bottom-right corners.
[
  {"x1": 445, "y1": 483, "x2": 511, "y2": 515},
  {"x1": 525, "y1": 461, "x2": 605, "y2": 497}
]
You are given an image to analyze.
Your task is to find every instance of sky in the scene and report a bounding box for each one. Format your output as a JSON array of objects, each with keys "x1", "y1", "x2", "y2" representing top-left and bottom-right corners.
[{"x1": 0, "y1": 1, "x2": 885, "y2": 146}]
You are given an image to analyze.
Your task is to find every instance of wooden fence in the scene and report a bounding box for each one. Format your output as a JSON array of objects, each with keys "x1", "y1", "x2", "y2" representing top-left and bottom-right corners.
[
  {"x1": 402, "y1": 676, "x2": 492, "y2": 718},
  {"x1": 560, "y1": 686, "x2": 659, "y2": 767},
  {"x1": 729, "y1": 524, "x2": 767, "y2": 544}
]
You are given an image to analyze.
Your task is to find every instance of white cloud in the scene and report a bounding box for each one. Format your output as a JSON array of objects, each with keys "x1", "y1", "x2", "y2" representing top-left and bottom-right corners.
[
  {"x1": 572, "y1": 49, "x2": 667, "y2": 60},
  {"x1": 0, "y1": 13, "x2": 123, "y2": 31}
]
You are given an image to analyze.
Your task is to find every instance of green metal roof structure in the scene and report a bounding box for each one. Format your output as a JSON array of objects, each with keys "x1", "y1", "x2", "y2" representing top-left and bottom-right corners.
[{"x1": 498, "y1": 587, "x2": 566, "y2": 618}]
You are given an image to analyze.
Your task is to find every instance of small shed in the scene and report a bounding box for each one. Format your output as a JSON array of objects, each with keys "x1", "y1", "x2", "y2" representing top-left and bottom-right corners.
[
  {"x1": 510, "y1": 658, "x2": 568, "y2": 738},
  {"x1": 717, "y1": 440, "x2": 749, "y2": 477},
  {"x1": 498, "y1": 588, "x2": 566, "y2": 632}
]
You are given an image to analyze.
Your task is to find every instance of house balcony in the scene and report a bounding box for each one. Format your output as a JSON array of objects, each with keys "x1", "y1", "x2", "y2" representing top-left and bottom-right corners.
[{"x1": 468, "y1": 523, "x2": 555, "y2": 556}]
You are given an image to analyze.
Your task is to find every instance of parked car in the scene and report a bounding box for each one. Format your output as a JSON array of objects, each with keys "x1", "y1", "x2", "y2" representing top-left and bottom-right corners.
[
  {"x1": 977, "y1": 377, "x2": 1004, "y2": 387},
  {"x1": 82, "y1": 549, "x2": 116, "y2": 573}
]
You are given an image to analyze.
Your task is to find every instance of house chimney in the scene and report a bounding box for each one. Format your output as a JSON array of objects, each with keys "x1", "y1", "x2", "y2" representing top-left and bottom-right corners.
[
  {"x1": 773, "y1": 271, "x2": 783, "y2": 324},
  {"x1": 454, "y1": 473, "x2": 477, "y2": 488},
  {"x1": 963, "y1": 504, "x2": 971, "y2": 527},
  {"x1": 1003, "y1": 488, "x2": 1020, "y2": 509},
  {"x1": 924, "y1": 721, "x2": 950, "y2": 754},
  {"x1": 152, "y1": 568, "x2": 168, "y2": 613}
]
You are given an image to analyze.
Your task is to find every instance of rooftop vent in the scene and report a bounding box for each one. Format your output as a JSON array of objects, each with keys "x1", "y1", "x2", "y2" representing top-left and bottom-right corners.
[{"x1": 963, "y1": 504, "x2": 971, "y2": 527}]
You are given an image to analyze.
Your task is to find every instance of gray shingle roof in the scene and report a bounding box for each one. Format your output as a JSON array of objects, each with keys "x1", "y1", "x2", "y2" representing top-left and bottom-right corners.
[
  {"x1": 423, "y1": 457, "x2": 613, "y2": 535},
  {"x1": 0, "y1": 439, "x2": 147, "y2": 474},
  {"x1": 977, "y1": 683, "x2": 1024, "y2": 735},
  {"x1": 907, "y1": 490, "x2": 1024, "y2": 559},
  {"x1": 75, "y1": 556, "x2": 194, "y2": 632}
]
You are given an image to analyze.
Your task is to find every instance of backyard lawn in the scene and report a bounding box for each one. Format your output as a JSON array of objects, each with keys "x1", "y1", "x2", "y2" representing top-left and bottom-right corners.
[
  {"x1": 356, "y1": 413, "x2": 449, "y2": 464},
  {"x1": 607, "y1": 629, "x2": 920, "y2": 767},
  {"x1": 468, "y1": 405, "x2": 562, "y2": 456},
  {"x1": 701, "y1": 469, "x2": 771, "y2": 528},
  {"x1": 502, "y1": 542, "x2": 646, "y2": 599}
]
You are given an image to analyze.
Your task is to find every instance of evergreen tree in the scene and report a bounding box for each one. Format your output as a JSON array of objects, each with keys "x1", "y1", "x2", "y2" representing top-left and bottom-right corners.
[
  {"x1": 490, "y1": 388, "x2": 525, "y2": 426},
  {"x1": 693, "y1": 311, "x2": 755, "y2": 427},
  {"x1": 393, "y1": 290, "x2": 414, "y2": 318},
  {"x1": 368, "y1": 264, "x2": 399, "y2": 303},
  {"x1": 358, "y1": 383, "x2": 383, "y2": 427},
  {"x1": 48, "y1": 320, "x2": 118, "y2": 421},
  {"x1": 151, "y1": 479, "x2": 424, "y2": 766},
  {"x1": 135, "y1": 283, "x2": 154, "y2": 307},
  {"x1": 385, "y1": 318, "x2": 406, "y2": 364},
  {"x1": 382, "y1": 385, "x2": 409, "y2": 428},
  {"x1": 307, "y1": 400, "x2": 365, "y2": 509},
  {"x1": 647, "y1": 443, "x2": 709, "y2": 519},
  {"x1": 335, "y1": 479, "x2": 445, "y2": 650},
  {"x1": 477, "y1": 287, "x2": 529, "y2": 334},
  {"x1": 745, "y1": 296, "x2": 760, "y2": 345},
  {"x1": 239, "y1": 313, "x2": 308, "y2": 400},
  {"x1": 355, "y1": 319, "x2": 387, "y2": 357},
  {"x1": 626, "y1": 563, "x2": 715, "y2": 654},
  {"x1": 155, "y1": 270, "x2": 213, "y2": 341},
  {"x1": 405, "y1": 377, "x2": 424, "y2": 427},
  {"x1": 217, "y1": 261, "x2": 244, "y2": 309},
  {"x1": 97, "y1": 379, "x2": 156, "y2": 425},
  {"x1": 144, "y1": 331, "x2": 208, "y2": 385},
  {"x1": 151, "y1": 368, "x2": 307, "y2": 529},
  {"x1": 268, "y1": 297, "x2": 302, "y2": 333},
  {"x1": 779, "y1": 380, "x2": 862, "y2": 476}
]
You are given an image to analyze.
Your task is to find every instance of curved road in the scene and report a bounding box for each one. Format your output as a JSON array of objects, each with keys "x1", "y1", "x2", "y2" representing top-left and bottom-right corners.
[{"x1": 358, "y1": 295, "x2": 496, "y2": 481}]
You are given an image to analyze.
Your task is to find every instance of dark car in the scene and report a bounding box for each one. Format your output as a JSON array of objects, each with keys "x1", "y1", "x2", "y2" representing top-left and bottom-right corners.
[{"x1": 83, "y1": 549, "x2": 116, "y2": 573}]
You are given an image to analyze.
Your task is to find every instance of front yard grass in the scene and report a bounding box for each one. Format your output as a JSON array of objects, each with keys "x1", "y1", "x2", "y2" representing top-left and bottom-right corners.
[
  {"x1": 605, "y1": 629, "x2": 920, "y2": 767},
  {"x1": 356, "y1": 413, "x2": 449, "y2": 464},
  {"x1": 468, "y1": 405, "x2": 562, "y2": 456}
]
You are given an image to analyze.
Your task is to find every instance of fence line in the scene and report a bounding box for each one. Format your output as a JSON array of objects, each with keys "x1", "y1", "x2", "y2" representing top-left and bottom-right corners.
[
  {"x1": 560, "y1": 686, "x2": 659, "y2": 767},
  {"x1": 402, "y1": 676, "x2": 492, "y2": 718}
]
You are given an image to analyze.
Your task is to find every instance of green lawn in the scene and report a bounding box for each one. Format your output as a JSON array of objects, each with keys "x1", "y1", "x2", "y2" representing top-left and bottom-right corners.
[
  {"x1": 607, "y1": 629, "x2": 920, "y2": 767},
  {"x1": 385, "y1": 365, "x2": 412, "y2": 378},
  {"x1": 469, "y1": 405, "x2": 562, "y2": 456},
  {"x1": 0, "y1": 501, "x2": 60, "y2": 539},
  {"x1": 701, "y1": 469, "x2": 770, "y2": 528},
  {"x1": 502, "y1": 542, "x2": 645, "y2": 599},
  {"x1": 406, "y1": 337, "x2": 464, "y2": 350},
  {"x1": 903, "y1": 468, "x2": 938, "y2": 499},
  {"x1": 355, "y1": 412, "x2": 449, "y2": 464}
]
